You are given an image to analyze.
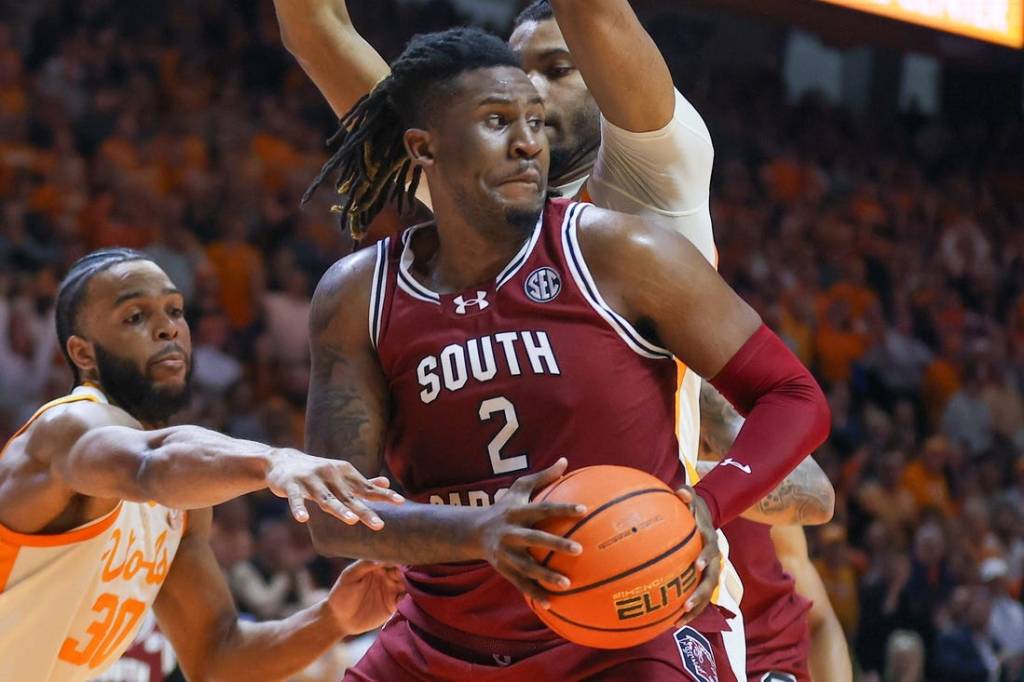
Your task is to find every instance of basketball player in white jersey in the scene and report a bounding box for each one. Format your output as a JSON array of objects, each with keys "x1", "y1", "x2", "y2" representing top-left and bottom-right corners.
[{"x1": 0, "y1": 248, "x2": 407, "y2": 681}]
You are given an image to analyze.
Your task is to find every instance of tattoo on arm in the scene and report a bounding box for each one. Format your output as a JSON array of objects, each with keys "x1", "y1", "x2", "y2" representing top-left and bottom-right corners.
[
  {"x1": 305, "y1": 340, "x2": 387, "y2": 475},
  {"x1": 698, "y1": 381, "x2": 835, "y2": 526},
  {"x1": 750, "y1": 457, "x2": 835, "y2": 525},
  {"x1": 698, "y1": 380, "x2": 743, "y2": 457},
  {"x1": 304, "y1": 261, "x2": 390, "y2": 475}
]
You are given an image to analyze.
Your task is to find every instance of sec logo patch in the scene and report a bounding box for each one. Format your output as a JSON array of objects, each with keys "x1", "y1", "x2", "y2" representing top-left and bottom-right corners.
[{"x1": 525, "y1": 267, "x2": 561, "y2": 303}]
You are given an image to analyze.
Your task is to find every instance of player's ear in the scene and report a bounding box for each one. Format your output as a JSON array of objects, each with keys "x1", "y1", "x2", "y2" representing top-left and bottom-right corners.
[
  {"x1": 404, "y1": 129, "x2": 435, "y2": 168},
  {"x1": 67, "y1": 336, "x2": 97, "y2": 378}
]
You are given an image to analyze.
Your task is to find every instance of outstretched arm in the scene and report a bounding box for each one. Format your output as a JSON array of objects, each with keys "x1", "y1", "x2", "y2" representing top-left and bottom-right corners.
[
  {"x1": 303, "y1": 253, "x2": 584, "y2": 603},
  {"x1": 771, "y1": 525, "x2": 853, "y2": 682},
  {"x1": 697, "y1": 381, "x2": 835, "y2": 526},
  {"x1": 273, "y1": 0, "x2": 389, "y2": 118},
  {"x1": 155, "y1": 509, "x2": 405, "y2": 682},
  {"x1": 272, "y1": 0, "x2": 433, "y2": 211},
  {"x1": 0, "y1": 401, "x2": 397, "y2": 535}
]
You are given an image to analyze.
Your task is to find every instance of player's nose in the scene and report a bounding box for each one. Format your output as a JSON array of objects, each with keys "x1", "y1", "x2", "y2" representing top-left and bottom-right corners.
[
  {"x1": 510, "y1": 120, "x2": 543, "y2": 160},
  {"x1": 153, "y1": 313, "x2": 179, "y2": 341}
]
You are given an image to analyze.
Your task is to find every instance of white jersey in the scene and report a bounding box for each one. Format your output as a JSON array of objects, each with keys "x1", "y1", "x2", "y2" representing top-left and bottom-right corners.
[
  {"x1": 0, "y1": 386, "x2": 185, "y2": 682},
  {"x1": 553, "y1": 89, "x2": 746, "y2": 616}
]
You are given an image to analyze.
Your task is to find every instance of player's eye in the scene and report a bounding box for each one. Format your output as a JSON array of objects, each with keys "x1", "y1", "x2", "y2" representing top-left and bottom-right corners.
[
  {"x1": 547, "y1": 63, "x2": 575, "y2": 79},
  {"x1": 168, "y1": 307, "x2": 184, "y2": 319},
  {"x1": 528, "y1": 116, "x2": 545, "y2": 131},
  {"x1": 486, "y1": 114, "x2": 508, "y2": 129},
  {"x1": 124, "y1": 312, "x2": 144, "y2": 325}
]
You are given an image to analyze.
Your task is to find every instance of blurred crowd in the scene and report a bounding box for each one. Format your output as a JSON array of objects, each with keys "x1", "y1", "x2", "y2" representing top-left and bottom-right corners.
[{"x1": 0, "y1": 1, "x2": 1022, "y2": 680}]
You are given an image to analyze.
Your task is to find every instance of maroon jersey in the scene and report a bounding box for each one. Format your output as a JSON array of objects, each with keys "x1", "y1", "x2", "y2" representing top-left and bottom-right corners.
[
  {"x1": 371, "y1": 199, "x2": 691, "y2": 644},
  {"x1": 724, "y1": 518, "x2": 812, "y2": 679}
]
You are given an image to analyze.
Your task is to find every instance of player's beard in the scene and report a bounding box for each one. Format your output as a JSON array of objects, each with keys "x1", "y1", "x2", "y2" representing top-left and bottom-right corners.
[
  {"x1": 548, "y1": 99, "x2": 601, "y2": 186},
  {"x1": 93, "y1": 343, "x2": 193, "y2": 426},
  {"x1": 504, "y1": 203, "x2": 544, "y2": 234}
]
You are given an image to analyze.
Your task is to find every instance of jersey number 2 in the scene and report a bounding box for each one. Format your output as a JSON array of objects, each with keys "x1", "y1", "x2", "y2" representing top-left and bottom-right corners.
[{"x1": 479, "y1": 397, "x2": 529, "y2": 474}]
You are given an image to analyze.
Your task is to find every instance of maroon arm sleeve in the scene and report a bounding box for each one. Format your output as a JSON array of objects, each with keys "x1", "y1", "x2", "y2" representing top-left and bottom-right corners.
[{"x1": 693, "y1": 324, "x2": 831, "y2": 528}]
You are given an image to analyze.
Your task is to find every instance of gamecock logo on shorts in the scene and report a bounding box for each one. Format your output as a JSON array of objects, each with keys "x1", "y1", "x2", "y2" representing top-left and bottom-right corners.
[{"x1": 674, "y1": 626, "x2": 718, "y2": 682}]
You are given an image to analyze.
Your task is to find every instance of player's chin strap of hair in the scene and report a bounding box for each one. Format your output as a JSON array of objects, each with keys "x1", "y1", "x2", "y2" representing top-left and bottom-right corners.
[{"x1": 693, "y1": 324, "x2": 831, "y2": 528}]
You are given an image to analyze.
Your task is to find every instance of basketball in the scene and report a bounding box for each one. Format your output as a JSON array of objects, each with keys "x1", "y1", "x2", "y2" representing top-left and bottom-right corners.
[{"x1": 526, "y1": 465, "x2": 703, "y2": 649}]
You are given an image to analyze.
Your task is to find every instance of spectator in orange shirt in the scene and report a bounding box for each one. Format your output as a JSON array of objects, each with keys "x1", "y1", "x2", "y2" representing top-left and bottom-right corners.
[
  {"x1": 922, "y1": 334, "x2": 963, "y2": 426},
  {"x1": 206, "y1": 218, "x2": 267, "y2": 333},
  {"x1": 858, "y1": 449, "x2": 918, "y2": 540},
  {"x1": 901, "y1": 435, "x2": 955, "y2": 517},
  {"x1": 814, "y1": 524, "x2": 860, "y2": 639},
  {"x1": 816, "y1": 298, "x2": 871, "y2": 384}
]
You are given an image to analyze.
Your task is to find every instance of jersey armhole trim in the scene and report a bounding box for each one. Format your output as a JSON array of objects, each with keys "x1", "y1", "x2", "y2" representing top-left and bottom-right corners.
[
  {"x1": 562, "y1": 203, "x2": 673, "y2": 361},
  {"x1": 0, "y1": 502, "x2": 123, "y2": 548},
  {"x1": 369, "y1": 238, "x2": 390, "y2": 351},
  {"x1": 0, "y1": 395, "x2": 100, "y2": 462}
]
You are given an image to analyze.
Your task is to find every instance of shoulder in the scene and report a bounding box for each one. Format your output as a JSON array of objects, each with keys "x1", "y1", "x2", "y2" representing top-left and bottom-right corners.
[
  {"x1": 310, "y1": 247, "x2": 379, "y2": 341},
  {"x1": 26, "y1": 399, "x2": 139, "y2": 467},
  {"x1": 574, "y1": 203, "x2": 705, "y2": 278}
]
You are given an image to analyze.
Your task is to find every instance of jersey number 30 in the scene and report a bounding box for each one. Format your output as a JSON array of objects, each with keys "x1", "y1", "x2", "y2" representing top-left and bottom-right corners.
[{"x1": 479, "y1": 397, "x2": 529, "y2": 474}]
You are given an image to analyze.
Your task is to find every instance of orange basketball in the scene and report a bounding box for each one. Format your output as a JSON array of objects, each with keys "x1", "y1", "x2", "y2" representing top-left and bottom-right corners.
[{"x1": 526, "y1": 465, "x2": 703, "y2": 649}]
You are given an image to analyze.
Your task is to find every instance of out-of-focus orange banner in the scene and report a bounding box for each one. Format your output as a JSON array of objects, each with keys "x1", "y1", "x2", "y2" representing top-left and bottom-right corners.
[{"x1": 817, "y1": 0, "x2": 1023, "y2": 47}]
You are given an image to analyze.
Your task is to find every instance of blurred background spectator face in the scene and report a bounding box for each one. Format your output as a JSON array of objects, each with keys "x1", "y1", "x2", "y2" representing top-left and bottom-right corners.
[
  {"x1": 914, "y1": 523, "x2": 946, "y2": 568},
  {"x1": 884, "y1": 630, "x2": 925, "y2": 682}
]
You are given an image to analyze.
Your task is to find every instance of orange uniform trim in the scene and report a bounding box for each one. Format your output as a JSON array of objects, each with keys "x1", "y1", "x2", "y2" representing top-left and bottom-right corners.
[
  {"x1": 0, "y1": 542, "x2": 20, "y2": 593},
  {"x1": 0, "y1": 503, "x2": 123, "y2": 548},
  {"x1": 0, "y1": 390, "x2": 118, "y2": 548},
  {"x1": 674, "y1": 359, "x2": 702, "y2": 486},
  {"x1": 0, "y1": 394, "x2": 99, "y2": 462}
]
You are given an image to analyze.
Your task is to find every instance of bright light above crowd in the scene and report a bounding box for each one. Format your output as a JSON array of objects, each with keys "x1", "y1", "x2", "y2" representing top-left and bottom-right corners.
[{"x1": 818, "y1": 0, "x2": 1024, "y2": 47}]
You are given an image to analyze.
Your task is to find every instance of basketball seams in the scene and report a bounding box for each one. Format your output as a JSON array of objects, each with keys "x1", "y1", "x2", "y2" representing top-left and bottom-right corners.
[
  {"x1": 547, "y1": 525, "x2": 698, "y2": 597},
  {"x1": 538, "y1": 488, "x2": 679, "y2": 568},
  {"x1": 531, "y1": 467, "x2": 591, "y2": 504}
]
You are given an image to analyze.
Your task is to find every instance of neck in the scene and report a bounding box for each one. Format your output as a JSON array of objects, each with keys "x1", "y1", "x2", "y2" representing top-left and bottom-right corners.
[
  {"x1": 424, "y1": 192, "x2": 537, "y2": 293},
  {"x1": 80, "y1": 379, "x2": 165, "y2": 430},
  {"x1": 433, "y1": 218, "x2": 530, "y2": 293}
]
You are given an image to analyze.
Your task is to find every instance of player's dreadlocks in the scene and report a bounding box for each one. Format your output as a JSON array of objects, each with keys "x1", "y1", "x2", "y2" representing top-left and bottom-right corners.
[
  {"x1": 56, "y1": 248, "x2": 153, "y2": 384},
  {"x1": 302, "y1": 27, "x2": 521, "y2": 240},
  {"x1": 513, "y1": 0, "x2": 553, "y2": 28}
]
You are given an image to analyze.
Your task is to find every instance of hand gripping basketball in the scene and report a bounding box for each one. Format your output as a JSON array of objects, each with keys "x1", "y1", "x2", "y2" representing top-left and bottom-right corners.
[
  {"x1": 673, "y1": 486, "x2": 721, "y2": 626},
  {"x1": 475, "y1": 458, "x2": 587, "y2": 607}
]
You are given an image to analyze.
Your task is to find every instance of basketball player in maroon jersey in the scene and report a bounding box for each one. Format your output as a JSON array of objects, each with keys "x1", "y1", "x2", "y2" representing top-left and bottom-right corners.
[
  {"x1": 274, "y1": 2, "x2": 844, "y2": 677},
  {"x1": 297, "y1": 28, "x2": 829, "y2": 680},
  {"x1": 698, "y1": 384, "x2": 854, "y2": 682}
]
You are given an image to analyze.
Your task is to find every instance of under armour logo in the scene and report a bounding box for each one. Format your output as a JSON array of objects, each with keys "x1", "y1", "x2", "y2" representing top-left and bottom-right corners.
[
  {"x1": 453, "y1": 291, "x2": 489, "y2": 315},
  {"x1": 720, "y1": 458, "x2": 751, "y2": 474},
  {"x1": 493, "y1": 654, "x2": 512, "y2": 666}
]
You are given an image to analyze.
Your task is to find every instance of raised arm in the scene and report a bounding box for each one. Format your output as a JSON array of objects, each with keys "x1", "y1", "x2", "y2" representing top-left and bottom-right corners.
[
  {"x1": 155, "y1": 508, "x2": 405, "y2": 682},
  {"x1": 697, "y1": 380, "x2": 835, "y2": 526},
  {"x1": 549, "y1": 0, "x2": 674, "y2": 131},
  {"x1": 578, "y1": 206, "x2": 831, "y2": 530},
  {"x1": 303, "y1": 253, "x2": 584, "y2": 604},
  {"x1": 273, "y1": 0, "x2": 389, "y2": 118},
  {"x1": 546, "y1": 0, "x2": 716, "y2": 260}
]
